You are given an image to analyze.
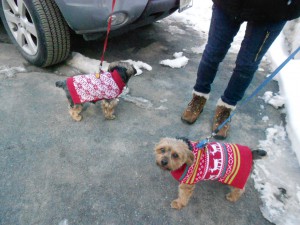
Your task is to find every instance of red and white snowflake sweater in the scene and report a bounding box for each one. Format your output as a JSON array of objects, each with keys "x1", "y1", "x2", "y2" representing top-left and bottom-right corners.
[
  {"x1": 66, "y1": 70, "x2": 126, "y2": 104},
  {"x1": 171, "y1": 142, "x2": 253, "y2": 189}
]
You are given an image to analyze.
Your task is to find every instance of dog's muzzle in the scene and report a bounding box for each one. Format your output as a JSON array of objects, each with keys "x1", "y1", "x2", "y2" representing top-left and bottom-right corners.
[
  {"x1": 156, "y1": 158, "x2": 170, "y2": 171},
  {"x1": 161, "y1": 158, "x2": 168, "y2": 166}
]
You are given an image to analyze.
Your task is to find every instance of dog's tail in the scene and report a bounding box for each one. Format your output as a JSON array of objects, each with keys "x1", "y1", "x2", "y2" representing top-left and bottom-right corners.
[
  {"x1": 252, "y1": 149, "x2": 267, "y2": 160},
  {"x1": 55, "y1": 80, "x2": 66, "y2": 89}
]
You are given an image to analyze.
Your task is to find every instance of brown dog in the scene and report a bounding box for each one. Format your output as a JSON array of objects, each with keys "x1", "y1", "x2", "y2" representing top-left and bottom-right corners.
[
  {"x1": 56, "y1": 61, "x2": 136, "y2": 121},
  {"x1": 154, "y1": 137, "x2": 266, "y2": 209}
]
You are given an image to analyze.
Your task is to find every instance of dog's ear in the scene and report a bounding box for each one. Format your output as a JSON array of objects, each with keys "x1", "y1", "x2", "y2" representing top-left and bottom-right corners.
[
  {"x1": 108, "y1": 66, "x2": 116, "y2": 72},
  {"x1": 108, "y1": 61, "x2": 119, "y2": 72},
  {"x1": 185, "y1": 150, "x2": 194, "y2": 166},
  {"x1": 131, "y1": 66, "x2": 137, "y2": 76},
  {"x1": 126, "y1": 66, "x2": 137, "y2": 77}
]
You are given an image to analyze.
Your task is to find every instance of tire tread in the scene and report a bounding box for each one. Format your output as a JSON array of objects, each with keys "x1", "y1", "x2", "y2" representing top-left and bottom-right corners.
[{"x1": 32, "y1": 0, "x2": 70, "y2": 67}]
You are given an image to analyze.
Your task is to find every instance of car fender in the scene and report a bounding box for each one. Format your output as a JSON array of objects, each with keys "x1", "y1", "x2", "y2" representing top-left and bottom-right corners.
[{"x1": 53, "y1": 0, "x2": 149, "y2": 34}]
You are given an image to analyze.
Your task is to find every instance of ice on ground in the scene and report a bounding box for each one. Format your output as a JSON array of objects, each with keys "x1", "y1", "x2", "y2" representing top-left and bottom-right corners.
[
  {"x1": 262, "y1": 116, "x2": 269, "y2": 122},
  {"x1": 155, "y1": 105, "x2": 168, "y2": 111},
  {"x1": 160, "y1": 99, "x2": 168, "y2": 103},
  {"x1": 120, "y1": 88, "x2": 168, "y2": 110},
  {"x1": 58, "y1": 219, "x2": 68, "y2": 225},
  {"x1": 121, "y1": 95, "x2": 168, "y2": 110},
  {"x1": 253, "y1": 125, "x2": 300, "y2": 225},
  {"x1": 160, "y1": 52, "x2": 189, "y2": 68},
  {"x1": 121, "y1": 94, "x2": 153, "y2": 109},
  {"x1": 0, "y1": 65, "x2": 26, "y2": 78},
  {"x1": 167, "y1": 25, "x2": 186, "y2": 35},
  {"x1": 191, "y1": 44, "x2": 206, "y2": 54}
]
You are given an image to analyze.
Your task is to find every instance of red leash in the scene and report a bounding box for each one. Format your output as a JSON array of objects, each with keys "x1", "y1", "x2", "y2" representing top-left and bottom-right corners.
[
  {"x1": 96, "y1": 0, "x2": 116, "y2": 78},
  {"x1": 99, "y1": 0, "x2": 117, "y2": 71}
]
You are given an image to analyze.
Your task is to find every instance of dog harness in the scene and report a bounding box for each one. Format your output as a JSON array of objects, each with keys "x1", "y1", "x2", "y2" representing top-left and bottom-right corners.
[
  {"x1": 171, "y1": 142, "x2": 252, "y2": 189},
  {"x1": 66, "y1": 70, "x2": 125, "y2": 104}
]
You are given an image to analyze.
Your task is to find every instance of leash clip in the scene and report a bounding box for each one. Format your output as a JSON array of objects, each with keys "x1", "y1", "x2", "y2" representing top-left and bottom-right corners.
[
  {"x1": 95, "y1": 72, "x2": 101, "y2": 79},
  {"x1": 196, "y1": 136, "x2": 211, "y2": 149},
  {"x1": 95, "y1": 63, "x2": 102, "y2": 79}
]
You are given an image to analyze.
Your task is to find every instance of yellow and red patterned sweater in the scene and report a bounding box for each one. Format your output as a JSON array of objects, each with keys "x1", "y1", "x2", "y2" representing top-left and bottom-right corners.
[{"x1": 171, "y1": 141, "x2": 253, "y2": 189}]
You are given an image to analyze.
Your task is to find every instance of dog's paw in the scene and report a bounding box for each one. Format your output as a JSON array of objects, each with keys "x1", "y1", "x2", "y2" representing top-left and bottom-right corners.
[
  {"x1": 69, "y1": 111, "x2": 82, "y2": 121},
  {"x1": 105, "y1": 115, "x2": 116, "y2": 120},
  {"x1": 226, "y1": 193, "x2": 238, "y2": 202},
  {"x1": 171, "y1": 199, "x2": 185, "y2": 210},
  {"x1": 72, "y1": 115, "x2": 82, "y2": 122}
]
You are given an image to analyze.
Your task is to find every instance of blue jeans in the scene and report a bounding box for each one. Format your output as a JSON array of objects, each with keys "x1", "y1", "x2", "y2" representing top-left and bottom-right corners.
[{"x1": 193, "y1": 5, "x2": 286, "y2": 106}]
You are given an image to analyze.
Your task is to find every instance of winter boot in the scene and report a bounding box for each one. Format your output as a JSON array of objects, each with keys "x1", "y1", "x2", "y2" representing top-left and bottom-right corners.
[
  {"x1": 212, "y1": 99, "x2": 236, "y2": 139},
  {"x1": 181, "y1": 91, "x2": 209, "y2": 124}
]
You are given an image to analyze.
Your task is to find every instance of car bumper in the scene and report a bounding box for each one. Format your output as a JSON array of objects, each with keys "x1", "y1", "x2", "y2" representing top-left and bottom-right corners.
[{"x1": 54, "y1": 0, "x2": 179, "y2": 38}]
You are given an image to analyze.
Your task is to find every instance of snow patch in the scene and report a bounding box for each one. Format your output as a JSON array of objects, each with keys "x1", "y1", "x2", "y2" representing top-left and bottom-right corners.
[
  {"x1": 66, "y1": 52, "x2": 109, "y2": 73},
  {"x1": 58, "y1": 219, "x2": 68, "y2": 225},
  {"x1": 66, "y1": 52, "x2": 151, "y2": 76},
  {"x1": 260, "y1": 91, "x2": 285, "y2": 109},
  {"x1": 191, "y1": 44, "x2": 205, "y2": 54},
  {"x1": 262, "y1": 116, "x2": 269, "y2": 122},
  {"x1": 253, "y1": 125, "x2": 300, "y2": 225},
  {"x1": 122, "y1": 59, "x2": 152, "y2": 76},
  {"x1": 0, "y1": 65, "x2": 26, "y2": 78},
  {"x1": 160, "y1": 52, "x2": 189, "y2": 68}
]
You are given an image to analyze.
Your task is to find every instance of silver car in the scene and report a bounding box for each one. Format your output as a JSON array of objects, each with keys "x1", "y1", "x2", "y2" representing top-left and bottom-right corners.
[{"x1": 0, "y1": 0, "x2": 180, "y2": 67}]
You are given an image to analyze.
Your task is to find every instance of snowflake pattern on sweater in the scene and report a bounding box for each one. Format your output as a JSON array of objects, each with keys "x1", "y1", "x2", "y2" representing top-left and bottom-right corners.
[
  {"x1": 171, "y1": 142, "x2": 253, "y2": 189},
  {"x1": 66, "y1": 70, "x2": 125, "y2": 104}
]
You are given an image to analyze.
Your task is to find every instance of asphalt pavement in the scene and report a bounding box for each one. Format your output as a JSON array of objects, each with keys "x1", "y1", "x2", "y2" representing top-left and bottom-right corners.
[{"x1": 0, "y1": 19, "x2": 280, "y2": 225}]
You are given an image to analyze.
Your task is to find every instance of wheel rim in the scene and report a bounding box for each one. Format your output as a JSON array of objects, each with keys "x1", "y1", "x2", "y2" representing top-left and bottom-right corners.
[{"x1": 2, "y1": 0, "x2": 38, "y2": 55}]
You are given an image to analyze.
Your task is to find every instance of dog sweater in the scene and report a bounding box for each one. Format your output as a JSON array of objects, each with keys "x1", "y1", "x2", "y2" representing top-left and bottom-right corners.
[
  {"x1": 171, "y1": 142, "x2": 252, "y2": 189},
  {"x1": 66, "y1": 70, "x2": 125, "y2": 104}
]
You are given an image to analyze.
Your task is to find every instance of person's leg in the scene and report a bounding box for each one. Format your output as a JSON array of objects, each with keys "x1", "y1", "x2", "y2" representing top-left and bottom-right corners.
[
  {"x1": 182, "y1": 5, "x2": 241, "y2": 124},
  {"x1": 193, "y1": 5, "x2": 242, "y2": 94},
  {"x1": 221, "y1": 20, "x2": 287, "y2": 106},
  {"x1": 214, "y1": 20, "x2": 286, "y2": 139}
]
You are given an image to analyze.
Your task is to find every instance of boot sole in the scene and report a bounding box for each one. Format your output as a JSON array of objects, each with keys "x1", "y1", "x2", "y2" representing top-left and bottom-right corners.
[
  {"x1": 213, "y1": 134, "x2": 227, "y2": 140},
  {"x1": 181, "y1": 117, "x2": 196, "y2": 124},
  {"x1": 180, "y1": 109, "x2": 204, "y2": 125}
]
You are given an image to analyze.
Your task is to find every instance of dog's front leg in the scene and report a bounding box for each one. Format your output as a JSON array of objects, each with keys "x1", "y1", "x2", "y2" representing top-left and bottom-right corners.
[
  {"x1": 171, "y1": 183, "x2": 195, "y2": 209},
  {"x1": 69, "y1": 104, "x2": 83, "y2": 121}
]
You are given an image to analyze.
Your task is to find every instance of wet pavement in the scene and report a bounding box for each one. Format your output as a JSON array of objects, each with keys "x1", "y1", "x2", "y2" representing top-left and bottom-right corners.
[{"x1": 0, "y1": 18, "x2": 279, "y2": 225}]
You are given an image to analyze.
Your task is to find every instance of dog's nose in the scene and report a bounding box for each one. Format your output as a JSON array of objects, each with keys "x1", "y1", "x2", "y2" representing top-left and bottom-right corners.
[{"x1": 161, "y1": 158, "x2": 168, "y2": 166}]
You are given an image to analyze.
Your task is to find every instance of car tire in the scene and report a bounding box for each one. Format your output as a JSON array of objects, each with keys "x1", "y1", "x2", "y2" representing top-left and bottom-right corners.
[{"x1": 0, "y1": 0, "x2": 71, "y2": 67}]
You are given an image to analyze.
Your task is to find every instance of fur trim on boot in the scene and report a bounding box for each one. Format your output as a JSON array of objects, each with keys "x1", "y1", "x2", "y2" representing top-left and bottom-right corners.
[
  {"x1": 216, "y1": 98, "x2": 236, "y2": 110},
  {"x1": 193, "y1": 90, "x2": 209, "y2": 100}
]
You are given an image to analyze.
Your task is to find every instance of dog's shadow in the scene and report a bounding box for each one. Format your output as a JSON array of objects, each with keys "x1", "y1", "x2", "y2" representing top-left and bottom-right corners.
[{"x1": 79, "y1": 103, "x2": 98, "y2": 118}]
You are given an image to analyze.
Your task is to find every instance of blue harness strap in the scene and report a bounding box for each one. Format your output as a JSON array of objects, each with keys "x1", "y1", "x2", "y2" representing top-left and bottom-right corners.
[{"x1": 197, "y1": 46, "x2": 300, "y2": 148}]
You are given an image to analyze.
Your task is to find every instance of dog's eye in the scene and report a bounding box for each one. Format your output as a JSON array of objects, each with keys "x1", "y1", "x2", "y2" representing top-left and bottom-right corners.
[
  {"x1": 160, "y1": 148, "x2": 165, "y2": 153},
  {"x1": 172, "y1": 153, "x2": 179, "y2": 159}
]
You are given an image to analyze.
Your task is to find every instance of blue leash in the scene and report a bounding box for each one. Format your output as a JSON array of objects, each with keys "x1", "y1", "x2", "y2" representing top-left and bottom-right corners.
[{"x1": 197, "y1": 46, "x2": 300, "y2": 148}]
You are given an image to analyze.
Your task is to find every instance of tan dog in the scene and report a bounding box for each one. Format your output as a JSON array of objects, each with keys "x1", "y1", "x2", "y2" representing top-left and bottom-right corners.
[
  {"x1": 56, "y1": 61, "x2": 136, "y2": 121},
  {"x1": 154, "y1": 137, "x2": 266, "y2": 209}
]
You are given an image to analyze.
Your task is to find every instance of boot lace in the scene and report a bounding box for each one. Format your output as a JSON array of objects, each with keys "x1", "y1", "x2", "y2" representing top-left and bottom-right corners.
[
  {"x1": 188, "y1": 96, "x2": 206, "y2": 113},
  {"x1": 216, "y1": 107, "x2": 231, "y2": 125}
]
